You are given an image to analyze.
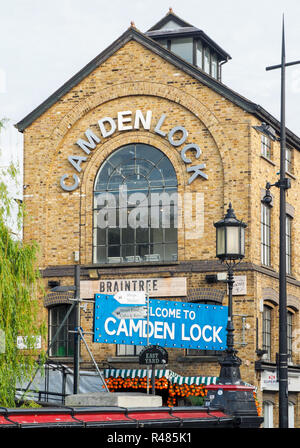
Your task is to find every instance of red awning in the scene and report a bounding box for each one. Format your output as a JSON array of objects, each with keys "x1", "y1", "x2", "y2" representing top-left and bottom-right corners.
[{"x1": 0, "y1": 406, "x2": 236, "y2": 429}]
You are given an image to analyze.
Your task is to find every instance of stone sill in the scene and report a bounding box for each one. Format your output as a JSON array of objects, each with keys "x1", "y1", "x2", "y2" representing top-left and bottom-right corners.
[{"x1": 260, "y1": 155, "x2": 276, "y2": 166}]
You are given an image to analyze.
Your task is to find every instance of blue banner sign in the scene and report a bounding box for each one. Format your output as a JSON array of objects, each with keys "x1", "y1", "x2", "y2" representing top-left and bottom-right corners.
[{"x1": 93, "y1": 294, "x2": 228, "y2": 351}]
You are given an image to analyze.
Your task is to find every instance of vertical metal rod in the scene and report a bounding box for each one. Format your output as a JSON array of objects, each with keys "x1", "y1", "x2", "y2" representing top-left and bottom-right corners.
[
  {"x1": 78, "y1": 328, "x2": 109, "y2": 392},
  {"x1": 279, "y1": 16, "x2": 289, "y2": 428},
  {"x1": 152, "y1": 364, "x2": 155, "y2": 395},
  {"x1": 146, "y1": 287, "x2": 150, "y2": 394},
  {"x1": 73, "y1": 264, "x2": 81, "y2": 394},
  {"x1": 226, "y1": 263, "x2": 235, "y2": 353}
]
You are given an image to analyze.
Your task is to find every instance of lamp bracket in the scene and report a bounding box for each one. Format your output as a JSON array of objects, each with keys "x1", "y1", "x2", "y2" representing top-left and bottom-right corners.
[{"x1": 266, "y1": 178, "x2": 291, "y2": 191}]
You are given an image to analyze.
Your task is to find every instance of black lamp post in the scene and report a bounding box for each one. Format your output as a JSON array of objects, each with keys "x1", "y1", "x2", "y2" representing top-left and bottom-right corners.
[
  {"x1": 214, "y1": 203, "x2": 247, "y2": 384},
  {"x1": 262, "y1": 16, "x2": 300, "y2": 428}
]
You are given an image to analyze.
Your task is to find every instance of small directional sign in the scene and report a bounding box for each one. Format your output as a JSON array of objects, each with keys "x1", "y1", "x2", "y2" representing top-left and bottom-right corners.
[
  {"x1": 112, "y1": 306, "x2": 147, "y2": 320},
  {"x1": 114, "y1": 291, "x2": 146, "y2": 305}
]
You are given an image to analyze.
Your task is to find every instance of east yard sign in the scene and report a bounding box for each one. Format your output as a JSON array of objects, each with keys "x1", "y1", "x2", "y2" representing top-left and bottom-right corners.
[{"x1": 93, "y1": 294, "x2": 228, "y2": 351}]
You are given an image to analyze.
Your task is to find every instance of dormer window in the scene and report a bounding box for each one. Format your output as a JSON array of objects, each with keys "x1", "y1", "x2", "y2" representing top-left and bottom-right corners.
[{"x1": 146, "y1": 11, "x2": 231, "y2": 82}]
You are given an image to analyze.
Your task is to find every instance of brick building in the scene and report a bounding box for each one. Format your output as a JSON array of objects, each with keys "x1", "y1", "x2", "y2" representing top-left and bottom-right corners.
[{"x1": 16, "y1": 10, "x2": 300, "y2": 427}]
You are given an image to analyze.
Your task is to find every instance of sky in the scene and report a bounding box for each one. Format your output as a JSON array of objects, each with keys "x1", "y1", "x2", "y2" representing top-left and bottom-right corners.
[{"x1": 0, "y1": 0, "x2": 300, "y2": 172}]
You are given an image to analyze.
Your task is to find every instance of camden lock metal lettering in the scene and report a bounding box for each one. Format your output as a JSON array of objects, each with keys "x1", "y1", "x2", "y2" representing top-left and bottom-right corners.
[{"x1": 60, "y1": 110, "x2": 208, "y2": 191}]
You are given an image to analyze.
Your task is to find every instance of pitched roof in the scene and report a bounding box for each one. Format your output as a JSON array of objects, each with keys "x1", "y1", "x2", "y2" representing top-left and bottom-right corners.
[
  {"x1": 147, "y1": 9, "x2": 194, "y2": 31},
  {"x1": 15, "y1": 24, "x2": 300, "y2": 150}
]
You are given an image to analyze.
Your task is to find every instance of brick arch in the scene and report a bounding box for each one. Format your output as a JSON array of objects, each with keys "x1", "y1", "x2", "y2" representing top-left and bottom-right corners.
[
  {"x1": 47, "y1": 81, "x2": 230, "y2": 184},
  {"x1": 287, "y1": 295, "x2": 300, "y2": 311},
  {"x1": 79, "y1": 131, "x2": 186, "y2": 264},
  {"x1": 262, "y1": 287, "x2": 279, "y2": 306}
]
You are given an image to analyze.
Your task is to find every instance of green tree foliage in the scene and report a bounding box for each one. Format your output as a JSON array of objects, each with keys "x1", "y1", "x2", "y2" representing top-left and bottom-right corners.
[{"x1": 0, "y1": 120, "x2": 46, "y2": 406}]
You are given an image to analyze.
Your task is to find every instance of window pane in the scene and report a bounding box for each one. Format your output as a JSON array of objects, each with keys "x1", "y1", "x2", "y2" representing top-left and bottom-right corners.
[
  {"x1": 122, "y1": 226, "x2": 134, "y2": 245},
  {"x1": 261, "y1": 135, "x2": 271, "y2": 158},
  {"x1": 108, "y1": 228, "x2": 120, "y2": 245},
  {"x1": 94, "y1": 246, "x2": 106, "y2": 263},
  {"x1": 263, "y1": 306, "x2": 271, "y2": 361},
  {"x1": 287, "y1": 311, "x2": 293, "y2": 362},
  {"x1": 196, "y1": 41, "x2": 203, "y2": 68},
  {"x1": 286, "y1": 215, "x2": 292, "y2": 274},
  {"x1": 285, "y1": 146, "x2": 292, "y2": 172},
  {"x1": 211, "y1": 54, "x2": 218, "y2": 78},
  {"x1": 93, "y1": 227, "x2": 106, "y2": 245},
  {"x1": 170, "y1": 38, "x2": 193, "y2": 64},
  {"x1": 157, "y1": 39, "x2": 168, "y2": 48},
  {"x1": 261, "y1": 204, "x2": 271, "y2": 266},
  {"x1": 165, "y1": 243, "x2": 177, "y2": 261},
  {"x1": 150, "y1": 228, "x2": 163, "y2": 243},
  {"x1": 204, "y1": 48, "x2": 210, "y2": 73}
]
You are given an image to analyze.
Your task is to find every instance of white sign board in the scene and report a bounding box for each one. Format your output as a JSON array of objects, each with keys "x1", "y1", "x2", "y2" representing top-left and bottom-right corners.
[
  {"x1": 81, "y1": 277, "x2": 187, "y2": 299},
  {"x1": 17, "y1": 336, "x2": 42, "y2": 350},
  {"x1": 114, "y1": 291, "x2": 146, "y2": 305},
  {"x1": 261, "y1": 370, "x2": 300, "y2": 392},
  {"x1": 230, "y1": 276, "x2": 247, "y2": 296}
]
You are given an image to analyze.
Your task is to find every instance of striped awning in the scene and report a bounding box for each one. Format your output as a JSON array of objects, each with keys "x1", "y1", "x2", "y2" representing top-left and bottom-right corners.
[
  {"x1": 172, "y1": 375, "x2": 218, "y2": 386},
  {"x1": 103, "y1": 368, "x2": 170, "y2": 379},
  {"x1": 103, "y1": 369, "x2": 218, "y2": 385}
]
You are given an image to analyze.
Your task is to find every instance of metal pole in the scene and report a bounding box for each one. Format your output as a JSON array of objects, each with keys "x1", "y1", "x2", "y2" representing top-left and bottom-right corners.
[
  {"x1": 73, "y1": 264, "x2": 81, "y2": 394},
  {"x1": 265, "y1": 15, "x2": 300, "y2": 427},
  {"x1": 77, "y1": 328, "x2": 109, "y2": 392},
  {"x1": 151, "y1": 363, "x2": 155, "y2": 395},
  {"x1": 226, "y1": 263, "x2": 235, "y2": 354},
  {"x1": 278, "y1": 18, "x2": 288, "y2": 428},
  {"x1": 146, "y1": 288, "x2": 150, "y2": 394},
  {"x1": 218, "y1": 261, "x2": 242, "y2": 384}
]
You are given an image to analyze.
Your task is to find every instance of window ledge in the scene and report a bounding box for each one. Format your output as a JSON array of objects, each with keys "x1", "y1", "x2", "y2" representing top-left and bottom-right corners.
[
  {"x1": 286, "y1": 170, "x2": 296, "y2": 180},
  {"x1": 260, "y1": 155, "x2": 276, "y2": 166},
  {"x1": 88, "y1": 261, "x2": 180, "y2": 269},
  {"x1": 260, "y1": 264, "x2": 276, "y2": 273},
  {"x1": 48, "y1": 356, "x2": 75, "y2": 363}
]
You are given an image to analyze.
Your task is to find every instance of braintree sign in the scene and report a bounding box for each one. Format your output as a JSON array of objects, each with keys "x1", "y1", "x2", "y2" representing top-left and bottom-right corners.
[
  {"x1": 93, "y1": 294, "x2": 228, "y2": 351},
  {"x1": 60, "y1": 110, "x2": 208, "y2": 191}
]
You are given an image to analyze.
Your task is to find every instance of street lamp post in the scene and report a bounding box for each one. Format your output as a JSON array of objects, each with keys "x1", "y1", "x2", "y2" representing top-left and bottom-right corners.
[
  {"x1": 214, "y1": 203, "x2": 247, "y2": 384},
  {"x1": 263, "y1": 16, "x2": 300, "y2": 428}
]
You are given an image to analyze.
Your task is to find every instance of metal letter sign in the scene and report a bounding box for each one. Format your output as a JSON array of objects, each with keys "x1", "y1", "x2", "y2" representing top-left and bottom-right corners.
[{"x1": 93, "y1": 294, "x2": 228, "y2": 351}]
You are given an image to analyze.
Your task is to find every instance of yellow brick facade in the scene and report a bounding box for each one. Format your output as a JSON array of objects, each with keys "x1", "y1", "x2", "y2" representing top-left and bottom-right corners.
[{"x1": 20, "y1": 35, "x2": 300, "y2": 427}]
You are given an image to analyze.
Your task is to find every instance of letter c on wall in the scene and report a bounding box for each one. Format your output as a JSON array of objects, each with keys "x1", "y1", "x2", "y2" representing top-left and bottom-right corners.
[
  {"x1": 181, "y1": 143, "x2": 201, "y2": 164},
  {"x1": 60, "y1": 174, "x2": 79, "y2": 191}
]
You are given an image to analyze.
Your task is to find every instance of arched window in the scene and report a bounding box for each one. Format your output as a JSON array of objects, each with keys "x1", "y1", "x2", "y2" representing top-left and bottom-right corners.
[
  {"x1": 288, "y1": 401, "x2": 295, "y2": 428},
  {"x1": 48, "y1": 305, "x2": 75, "y2": 357},
  {"x1": 262, "y1": 305, "x2": 272, "y2": 361},
  {"x1": 93, "y1": 144, "x2": 178, "y2": 264},
  {"x1": 263, "y1": 400, "x2": 274, "y2": 428}
]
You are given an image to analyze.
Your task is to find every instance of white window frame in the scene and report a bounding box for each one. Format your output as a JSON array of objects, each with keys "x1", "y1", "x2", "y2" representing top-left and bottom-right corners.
[{"x1": 263, "y1": 401, "x2": 274, "y2": 428}]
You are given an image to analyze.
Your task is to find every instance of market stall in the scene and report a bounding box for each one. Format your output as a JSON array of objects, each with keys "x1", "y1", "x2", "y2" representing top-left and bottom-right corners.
[{"x1": 103, "y1": 369, "x2": 218, "y2": 406}]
